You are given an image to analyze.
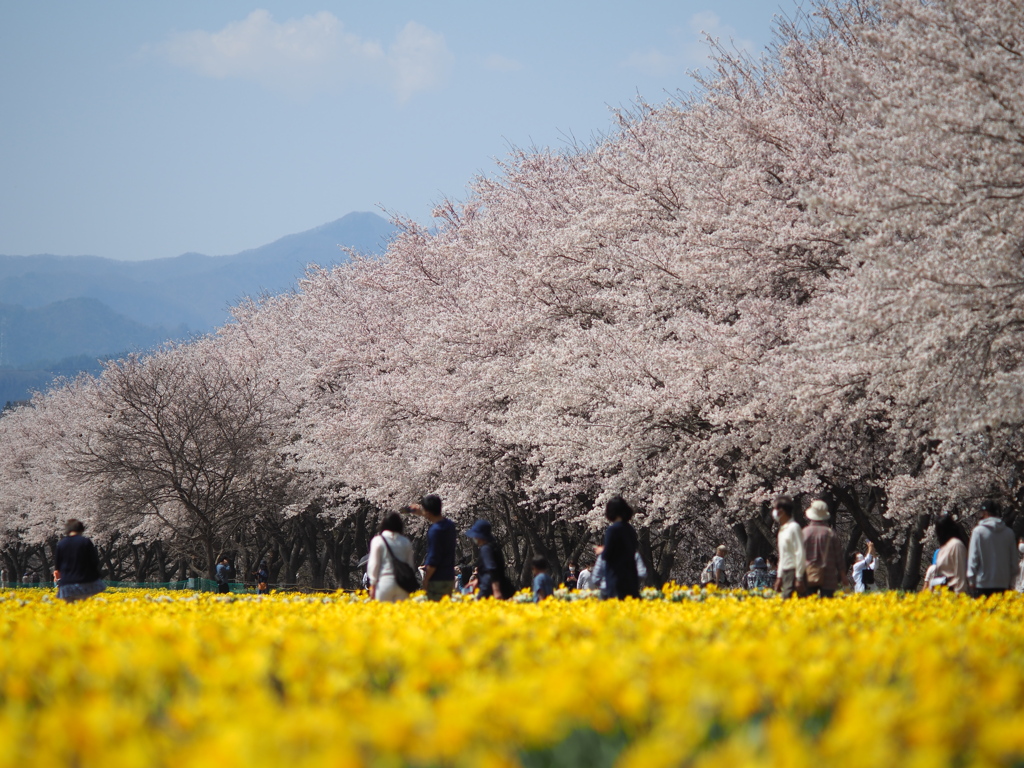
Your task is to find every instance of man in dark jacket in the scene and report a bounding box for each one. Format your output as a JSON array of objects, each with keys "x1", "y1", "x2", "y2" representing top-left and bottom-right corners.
[
  {"x1": 601, "y1": 496, "x2": 641, "y2": 600},
  {"x1": 409, "y1": 494, "x2": 457, "y2": 601},
  {"x1": 53, "y1": 519, "x2": 105, "y2": 602}
]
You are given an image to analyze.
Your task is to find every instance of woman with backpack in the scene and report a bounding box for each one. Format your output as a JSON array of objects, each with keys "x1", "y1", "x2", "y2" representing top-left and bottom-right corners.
[{"x1": 367, "y1": 512, "x2": 418, "y2": 601}]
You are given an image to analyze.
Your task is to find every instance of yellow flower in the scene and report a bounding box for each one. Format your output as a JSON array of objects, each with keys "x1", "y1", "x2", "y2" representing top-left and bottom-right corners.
[{"x1": 0, "y1": 588, "x2": 1020, "y2": 767}]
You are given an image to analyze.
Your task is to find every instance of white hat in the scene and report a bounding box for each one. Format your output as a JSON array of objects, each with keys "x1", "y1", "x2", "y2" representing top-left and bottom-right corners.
[{"x1": 805, "y1": 500, "x2": 830, "y2": 521}]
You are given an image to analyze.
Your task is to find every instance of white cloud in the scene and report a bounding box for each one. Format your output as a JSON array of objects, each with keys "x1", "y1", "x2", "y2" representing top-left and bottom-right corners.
[
  {"x1": 388, "y1": 21, "x2": 454, "y2": 101},
  {"x1": 622, "y1": 48, "x2": 680, "y2": 78},
  {"x1": 156, "y1": 10, "x2": 452, "y2": 101},
  {"x1": 622, "y1": 11, "x2": 756, "y2": 77},
  {"x1": 484, "y1": 54, "x2": 523, "y2": 73}
]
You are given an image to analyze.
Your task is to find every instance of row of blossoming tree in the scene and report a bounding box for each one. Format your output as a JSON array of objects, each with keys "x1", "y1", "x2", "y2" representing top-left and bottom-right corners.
[{"x1": 2, "y1": 0, "x2": 1022, "y2": 589}]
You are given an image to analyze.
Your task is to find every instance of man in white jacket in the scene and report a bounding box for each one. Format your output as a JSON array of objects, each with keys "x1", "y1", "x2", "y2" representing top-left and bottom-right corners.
[{"x1": 773, "y1": 495, "x2": 805, "y2": 599}]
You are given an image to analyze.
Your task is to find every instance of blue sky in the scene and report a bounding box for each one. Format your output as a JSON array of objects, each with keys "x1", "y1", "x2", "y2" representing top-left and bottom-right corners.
[{"x1": 0, "y1": 1, "x2": 804, "y2": 261}]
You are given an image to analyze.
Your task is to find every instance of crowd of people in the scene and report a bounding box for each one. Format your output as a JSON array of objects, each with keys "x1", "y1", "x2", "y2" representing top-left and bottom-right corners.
[
  {"x1": 360, "y1": 493, "x2": 644, "y2": 603},
  {"x1": 40, "y1": 493, "x2": 1024, "y2": 603},
  {"x1": 710, "y1": 496, "x2": 1023, "y2": 600}
]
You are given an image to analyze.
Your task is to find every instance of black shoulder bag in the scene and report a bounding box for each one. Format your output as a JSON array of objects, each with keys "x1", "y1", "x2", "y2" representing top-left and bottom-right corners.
[{"x1": 382, "y1": 536, "x2": 420, "y2": 593}]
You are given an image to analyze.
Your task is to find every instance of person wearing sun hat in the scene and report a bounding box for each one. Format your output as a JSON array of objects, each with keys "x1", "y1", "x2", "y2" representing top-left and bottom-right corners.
[
  {"x1": 801, "y1": 499, "x2": 848, "y2": 598},
  {"x1": 743, "y1": 557, "x2": 773, "y2": 590},
  {"x1": 465, "y1": 519, "x2": 512, "y2": 600}
]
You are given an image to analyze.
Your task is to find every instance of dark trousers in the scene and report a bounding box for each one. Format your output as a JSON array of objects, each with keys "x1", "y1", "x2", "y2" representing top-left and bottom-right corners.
[
  {"x1": 780, "y1": 569, "x2": 797, "y2": 599},
  {"x1": 975, "y1": 587, "x2": 1006, "y2": 598},
  {"x1": 218, "y1": 582, "x2": 230, "y2": 594}
]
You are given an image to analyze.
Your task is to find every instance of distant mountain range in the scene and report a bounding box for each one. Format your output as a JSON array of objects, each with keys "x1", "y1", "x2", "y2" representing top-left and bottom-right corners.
[{"x1": 0, "y1": 211, "x2": 398, "y2": 405}]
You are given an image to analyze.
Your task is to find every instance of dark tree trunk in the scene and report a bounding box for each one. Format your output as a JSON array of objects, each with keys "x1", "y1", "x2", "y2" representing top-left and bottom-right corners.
[
  {"x1": 844, "y1": 522, "x2": 863, "y2": 563},
  {"x1": 132, "y1": 540, "x2": 157, "y2": 581},
  {"x1": 2, "y1": 543, "x2": 33, "y2": 584},
  {"x1": 296, "y1": 511, "x2": 327, "y2": 590},
  {"x1": 153, "y1": 541, "x2": 174, "y2": 582},
  {"x1": 733, "y1": 517, "x2": 775, "y2": 569},
  {"x1": 38, "y1": 541, "x2": 57, "y2": 583},
  {"x1": 517, "y1": 511, "x2": 561, "y2": 587},
  {"x1": 637, "y1": 527, "x2": 680, "y2": 588},
  {"x1": 275, "y1": 536, "x2": 304, "y2": 587},
  {"x1": 900, "y1": 513, "x2": 931, "y2": 591}
]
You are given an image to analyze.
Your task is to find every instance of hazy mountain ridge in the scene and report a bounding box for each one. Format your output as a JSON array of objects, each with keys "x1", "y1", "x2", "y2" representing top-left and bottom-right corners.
[
  {"x1": 0, "y1": 211, "x2": 397, "y2": 403},
  {"x1": 0, "y1": 211, "x2": 396, "y2": 329},
  {"x1": 0, "y1": 298, "x2": 188, "y2": 368}
]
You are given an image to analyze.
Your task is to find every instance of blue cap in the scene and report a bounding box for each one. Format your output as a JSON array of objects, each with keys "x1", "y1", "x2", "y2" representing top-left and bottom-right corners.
[
  {"x1": 465, "y1": 519, "x2": 493, "y2": 541},
  {"x1": 752, "y1": 557, "x2": 767, "y2": 569}
]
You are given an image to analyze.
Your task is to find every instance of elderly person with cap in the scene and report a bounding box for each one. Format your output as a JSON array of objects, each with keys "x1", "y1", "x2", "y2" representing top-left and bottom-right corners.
[
  {"x1": 465, "y1": 519, "x2": 511, "y2": 600},
  {"x1": 802, "y1": 499, "x2": 848, "y2": 598},
  {"x1": 701, "y1": 545, "x2": 730, "y2": 587}
]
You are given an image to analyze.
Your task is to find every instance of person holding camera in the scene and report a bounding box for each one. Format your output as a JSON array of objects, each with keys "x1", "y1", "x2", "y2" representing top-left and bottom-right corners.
[{"x1": 851, "y1": 541, "x2": 877, "y2": 592}]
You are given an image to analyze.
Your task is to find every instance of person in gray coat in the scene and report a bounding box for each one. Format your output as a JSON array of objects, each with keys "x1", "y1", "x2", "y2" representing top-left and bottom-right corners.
[{"x1": 967, "y1": 500, "x2": 1020, "y2": 597}]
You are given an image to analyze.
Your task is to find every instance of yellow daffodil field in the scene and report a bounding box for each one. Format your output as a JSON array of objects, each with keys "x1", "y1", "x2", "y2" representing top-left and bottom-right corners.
[{"x1": 1, "y1": 588, "x2": 1023, "y2": 768}]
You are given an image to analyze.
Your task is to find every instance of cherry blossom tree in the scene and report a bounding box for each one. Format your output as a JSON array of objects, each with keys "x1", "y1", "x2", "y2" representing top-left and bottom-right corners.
[
  {"x1": 5, "y1": 0, "x2": 1023, "y2": 590},
  {"x1": 795, "y1": 0, "x2": 1024, "y2": 562}
]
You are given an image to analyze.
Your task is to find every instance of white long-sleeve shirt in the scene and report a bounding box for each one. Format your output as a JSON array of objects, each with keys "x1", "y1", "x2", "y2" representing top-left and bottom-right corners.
[
  {"x1": 777, "y1": 519, "x2": 806, "y2": 579},
  {"x1": 851, "y1": 552, "x2": 875, "y2": 593},
  {"x1": 577, "y1": 568, "x2": 592, "y2": 590},
  {"x1": 366, "y1": 531, "x2": 415, "y2": 587}
]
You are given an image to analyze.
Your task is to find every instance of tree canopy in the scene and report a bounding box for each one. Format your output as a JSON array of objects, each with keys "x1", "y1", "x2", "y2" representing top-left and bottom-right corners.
[{"x1": 3, "y1": 0, "x2": 1022, "y2": 589}]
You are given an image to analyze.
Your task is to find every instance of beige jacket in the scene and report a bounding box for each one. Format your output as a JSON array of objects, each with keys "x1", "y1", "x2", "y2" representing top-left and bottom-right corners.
[{"x1": 934, "y1": 538, "x2": 968, "y2": 594}]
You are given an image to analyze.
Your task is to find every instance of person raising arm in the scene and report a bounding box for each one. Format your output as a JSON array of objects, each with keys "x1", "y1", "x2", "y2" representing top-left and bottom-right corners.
[{"x1": 407, "y1": 494, "x2": 457, "y2": 601}]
